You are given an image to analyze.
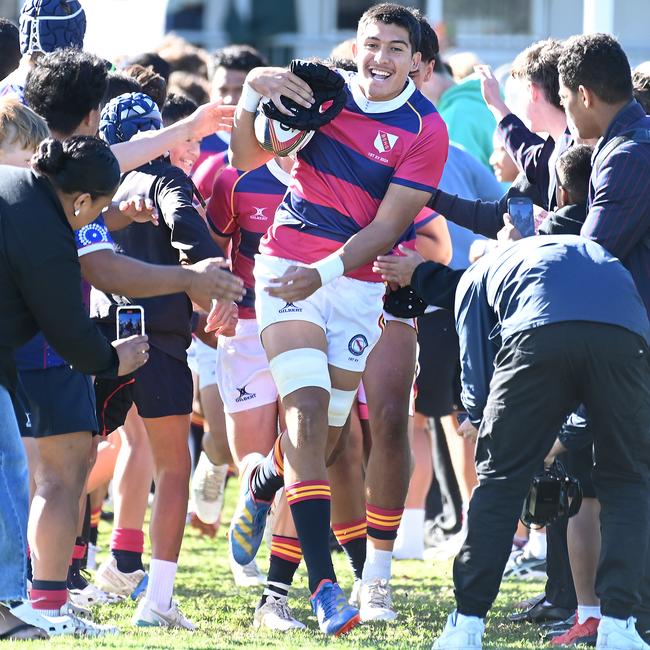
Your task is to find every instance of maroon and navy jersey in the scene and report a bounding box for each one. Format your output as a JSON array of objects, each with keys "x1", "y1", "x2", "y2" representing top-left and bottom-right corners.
[
  {"x1": 207, "y1": 159, "x2": 290, "y2": 318},
  {"x1": 192, "y1": 149, "x2": 229, "y2": 203},
  {"x1": 259, "y1": 70, "x2": 448, "y2": 281}
]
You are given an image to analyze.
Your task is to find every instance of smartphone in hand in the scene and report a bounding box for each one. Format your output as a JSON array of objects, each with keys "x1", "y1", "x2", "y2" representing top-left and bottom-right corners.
[
  {"x1": 116, "y1": 305, "x2": 145, "y2": 340},
  {"x1": 507, "y1": 196, "x2": 535, "y2": 238}
]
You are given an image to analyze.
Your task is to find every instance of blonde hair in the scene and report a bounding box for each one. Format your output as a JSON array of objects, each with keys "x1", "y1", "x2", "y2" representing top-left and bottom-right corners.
[{"x1": 0, "y1": 97, "x2": 50, "y2": 151}]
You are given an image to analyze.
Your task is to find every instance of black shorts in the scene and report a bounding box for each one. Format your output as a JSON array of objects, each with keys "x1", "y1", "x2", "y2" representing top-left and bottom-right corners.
[
  {"x1": 95, "y1": 346, "x2": 193, "y2": 435},
  {"x1": 415, "y1": 309, "x2": 461, "y2": 418},
  {"x1": 17, "y1": 366, "x2": 98, "y2": 437}
]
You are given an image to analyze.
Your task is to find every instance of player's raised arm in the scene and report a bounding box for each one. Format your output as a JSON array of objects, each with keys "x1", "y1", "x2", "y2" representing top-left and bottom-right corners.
[{"x1": 229, "y1": 66, "x2": 314, "y2": 170}]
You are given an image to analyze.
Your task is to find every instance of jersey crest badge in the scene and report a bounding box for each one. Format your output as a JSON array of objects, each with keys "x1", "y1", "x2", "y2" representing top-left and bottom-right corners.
[{"x1": 374, "y1": 130, "x2": 398, "y2": 153}]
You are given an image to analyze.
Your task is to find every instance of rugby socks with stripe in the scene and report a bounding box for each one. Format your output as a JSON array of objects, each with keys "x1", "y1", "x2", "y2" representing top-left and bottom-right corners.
[
  {"x1": 363, "y1": 504, "x2": 404, "y2": 581},
  {"x1": 286, "y1": 480, "x2": 337, "y2": 593},
  {"x1": 30, "y1": 579, "x2": 67, "y2": 616},
  {"x1": 260, "y1": 535, "x2": 302, "y2": 606},
  {"x1": 332, "y1": 518, "x2": 367, "y2": 580},
  {"x1": 250, "y1": 434, "x2": 285, "y2": 502},
  {"x1": 89, "y1": 507, "x2": 101, "y2": 546},
  {"x1": 67, "y1": 538, "x2": 89, "y2": 589},
  {"x1": 111, "y1": 528, "x2": 145, "y2": 573}
]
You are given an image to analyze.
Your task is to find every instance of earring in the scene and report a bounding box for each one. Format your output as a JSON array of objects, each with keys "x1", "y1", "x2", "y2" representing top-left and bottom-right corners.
[{"x1": 74, "y1": 209, "x2": 80, "y2": 217}]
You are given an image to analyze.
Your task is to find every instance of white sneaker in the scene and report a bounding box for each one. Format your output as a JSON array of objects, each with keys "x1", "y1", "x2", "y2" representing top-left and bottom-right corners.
[
  {"x1": 349, "y1": 578, "x2": 362, "y2": 607},
  {"x1": 432, "y1": 610, "x2": 484, "y2": 649},
  {"x1": 95, "y1": 556, "x2": 147, "y2": 599},
  {"x1": 596, "y1": 616, "x2": 650, "y2": 650},
  {"x1": 359, "y1": 577, "x2": 397, "y2": 622},
  {"x1": 191, "y1": 452, "x2": 228, "y2": 525},
  {"x1": 10, "y1": 601, "x2": 119, "y2": 637},
  {"x1": 253, "y1": 595, "x2": 306, "y2": 631},
  {"x1": 132, "y1": 598, "x2": 195, "y2": 630},
  {"x1": 229, "y1": 551, "x2": 265, "y2": 587},
  {"x1": 68, "y1": 582, "x2": 122, "y2": 607}
]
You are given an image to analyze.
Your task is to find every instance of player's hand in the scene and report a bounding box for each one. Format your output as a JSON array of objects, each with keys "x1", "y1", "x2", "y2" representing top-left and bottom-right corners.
[
  {"x1": 112, "y1": 335, "x2": 149, "y2": 375},
  {"x1": 373, "y1": 245, "x2": 425, "y2": 287},
  {"x1": 184, "y1": 102, "x2": 236, "y2": 138},
  {"x1": 246, "y1": 67, "x2": 314, "y2": 116},
  {"x1": 544, "y1": 438, "x2": 568, "y2": 469},
  {"x1": 205, "y1": 300, "x2": 238, "y2": 337},
  {"x1": 266, "y1": 265, "x2": 321, "y2": 301},
  {"x1": 118, "y1": 195, "x2": 159, "y2": 226},
  {"x1": 475, "y1": 64, "x2": 511, "y2": 119},
  {"x1": 457, "y1": 418, "x2": 479, "y2": 443},
  {"x1": 186, "y1": 258, "x2": 245, "y2": 303},
  {"x1": 497, "y1": 213, "x2": 522, "y2": 244}
]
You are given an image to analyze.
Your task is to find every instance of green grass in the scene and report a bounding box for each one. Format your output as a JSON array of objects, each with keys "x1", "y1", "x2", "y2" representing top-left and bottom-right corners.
[{"x1": 9, "y1": 481, "x2": 551, "y2": 649}]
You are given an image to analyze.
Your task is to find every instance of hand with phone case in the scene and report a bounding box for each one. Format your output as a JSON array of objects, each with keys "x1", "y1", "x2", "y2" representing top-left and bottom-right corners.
[{"x1": 506, "y1": 197, "x2": 535, "y2": 238}]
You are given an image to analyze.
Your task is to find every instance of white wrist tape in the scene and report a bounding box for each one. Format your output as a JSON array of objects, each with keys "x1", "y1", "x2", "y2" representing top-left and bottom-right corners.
[
  {"x1": 310, "y1": 256, "x2": 344, "y2": 286},
  {"x1": 240, "y1": 82, "x2": 262, "y2": 113}
]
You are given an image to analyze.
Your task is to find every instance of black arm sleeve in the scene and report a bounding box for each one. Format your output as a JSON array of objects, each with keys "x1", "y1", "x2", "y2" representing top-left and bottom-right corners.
[
  {"x1": 156, "y1": 168, "x2": 225, "y2": 264},
  {"x1": 8, "y1": 217, "x2": 119, "y2": 377},
  {"x1": 411, "y1": 262, "x2": 466, "y2": 311}
]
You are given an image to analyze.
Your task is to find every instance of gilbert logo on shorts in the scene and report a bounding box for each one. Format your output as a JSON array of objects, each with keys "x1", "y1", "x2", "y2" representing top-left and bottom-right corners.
[
  {"x1": 348, "y1": 334, "x2": 369, "y2": 359},
  {"x1": 374, "y1": 130, "x2": 398, "y2": 153},
  {"x1": 235, "y1": 385, "x2": 256, "y2": 403},
  {"x1": 279, "y1": 301, "x2": 302, "y2": 313}
]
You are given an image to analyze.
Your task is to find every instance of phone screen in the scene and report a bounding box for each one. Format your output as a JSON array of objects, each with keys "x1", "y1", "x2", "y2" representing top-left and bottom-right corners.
[
  {"x1": 508, "y1": 198, "x2": 535, "y2": 237},
  {"x1": 117, "y1": 307, "x2": 144, "y2": 339}
]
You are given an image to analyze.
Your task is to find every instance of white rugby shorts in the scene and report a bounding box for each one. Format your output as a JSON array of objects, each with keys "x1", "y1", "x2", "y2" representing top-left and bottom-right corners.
[
  {"x1": 187, "y1": 337, "x2": 218, "y2": 390},
  {"x1": 215, "y1": 318, "x2": 278, "y2": 414},
  {"x1": 254, "y1": 254, "x2": 384, "y2": 372}
]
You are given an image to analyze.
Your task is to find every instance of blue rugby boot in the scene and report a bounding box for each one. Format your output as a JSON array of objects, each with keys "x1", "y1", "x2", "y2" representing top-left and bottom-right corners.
[
  {"x1": 310, "y1": 579, "x2": 361, "y2": 636},
  {"x1": 228, "y1": 453, "x2": 272, "y2": 566}
]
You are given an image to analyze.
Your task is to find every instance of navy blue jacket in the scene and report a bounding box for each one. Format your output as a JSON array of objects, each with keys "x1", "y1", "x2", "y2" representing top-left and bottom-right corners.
[
  {"x1": 580, "y1": 101, "x2": 650, "y2": 316},
  {"x1": 413, "y1": 236, "x2": 650, "y2": 425}
]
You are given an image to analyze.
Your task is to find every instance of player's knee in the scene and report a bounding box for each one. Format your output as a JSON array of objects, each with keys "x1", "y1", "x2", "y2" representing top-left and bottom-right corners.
[
  {"x1": 269, "y1": 348, "x2": 331, "y2": 400},
  {"x1": 371, "y1": 401, "x2": 410, "y2": 443},
  {"x1": 328, "y1": 388, "x2": 356, "y2": 428}
]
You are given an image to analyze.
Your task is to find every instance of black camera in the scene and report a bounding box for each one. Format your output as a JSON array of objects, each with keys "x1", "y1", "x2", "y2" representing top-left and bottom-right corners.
[{"x1": 520, "y1": 460, "x2": 582, "y2": 528}]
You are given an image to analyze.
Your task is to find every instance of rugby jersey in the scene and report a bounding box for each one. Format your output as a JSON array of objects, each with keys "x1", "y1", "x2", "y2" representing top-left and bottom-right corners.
[
  {"x1": 207, "y1": 159, "x2": 290, "y2": 319},
  {"x1": 259, "y1": 70, "x2": 448, "y2": 281}
]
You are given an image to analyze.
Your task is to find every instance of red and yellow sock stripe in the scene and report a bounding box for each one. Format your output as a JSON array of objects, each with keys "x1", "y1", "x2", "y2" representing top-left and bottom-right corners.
[
  {"x1": 366, "y1": 504, "x2": 404, "y2": 541},
  {"x1": 332, "y1": 518, "x2": 367, "y2": 545},
  {"x1": 270, "y1": 535, "x2": 302, "y2": 564},
  {"x1": 285, "y1": 480, "x2": 331, "y2": 506},
  {"x1": 273, "y1": 433, "x2": 284, "y2": 477},
  {"x1": 90, "y1": 507, "x2": 101, "y2": 529}
]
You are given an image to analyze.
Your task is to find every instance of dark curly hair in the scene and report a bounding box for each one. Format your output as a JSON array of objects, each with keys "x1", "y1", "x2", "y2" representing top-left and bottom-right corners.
[
  {"x1": 210, "y1": 44, "x2": 267, "y2": 78},
  {"x1": 32, "y1": 135, "x2": 120, "y2": 198},
  {"x1": 558, "y1": 33, "x2": 633, "y2": 105},
  {"x1": 633, "y1": 70, "x2": 650, "y2": 114},
  {"x1": 25, "y1": 48, "x2": 108, "y2": 136},
  {"x1": 358, "y1": 3, "x2": 421, "y2": 54},
  {"x1": 512, "y1": 39, "x2": 563, "y2": 110},
  {"x1": 410, "y1": 9, "x2": 439, "y2": 63},
  {"x1": 161, "y1": 93, "x2": 197, "y2": 126},
  {"x1": 0, "y1": 18, "x2": 20, "y2": 82}
]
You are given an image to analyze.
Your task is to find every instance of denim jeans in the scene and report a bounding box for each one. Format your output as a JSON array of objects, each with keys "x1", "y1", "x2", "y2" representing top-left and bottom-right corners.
[{"x1": 0, "y1": 384, "x2": 28, "y2": 600}]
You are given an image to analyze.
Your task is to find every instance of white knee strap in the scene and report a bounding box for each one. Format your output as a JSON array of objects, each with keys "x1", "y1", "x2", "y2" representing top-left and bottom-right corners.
[
  {"x1": 269, "y1": 348, "x2": 331, "y2": 400},
  {"x1": 328, "y1": 388, "x2": 357, "y2": 427}
]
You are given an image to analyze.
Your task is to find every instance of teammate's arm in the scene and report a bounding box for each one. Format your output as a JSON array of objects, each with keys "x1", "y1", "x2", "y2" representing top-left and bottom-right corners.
[
  {"x1": 415, "y1": 215, "x2": 452, "y2": 264},
  {"x1": 229, "y1": 67, "x2": 314, "y2": 171},
  {"x1": 111, "y1": 102, "x2": 235, "y2": 173},
  {"x1": 266, "y1": 183, "x2": 431, "y2": 301},
  {"x1": 80, "y1": 249, "x2": 243, "y2": 303}
]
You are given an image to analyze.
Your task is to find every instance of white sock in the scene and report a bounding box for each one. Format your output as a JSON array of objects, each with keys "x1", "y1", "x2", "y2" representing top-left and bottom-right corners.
[
  {"x1": 527, "y1": 528, "x2": 547, "y2": 559},
  {"x1": 362, "y1": 544, "x2": 392, "y2": 582},
  {"x1": 577, "y1": 605, "x2": 602, "y2": 624},
  {"x1": 37, "y1": 608, "x2": 62, "y2": 617},
  {"x1": 393, "y1": 509, "x2": 425, "y2": 560},
  {"x1": 146, "y1": 559, "x2": 177, "y2": 611}
]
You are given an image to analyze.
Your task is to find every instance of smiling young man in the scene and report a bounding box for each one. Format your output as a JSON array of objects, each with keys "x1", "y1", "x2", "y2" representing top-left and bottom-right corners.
[{"x1": 226, "y1": 2, "x2": 448, "y2": 636}]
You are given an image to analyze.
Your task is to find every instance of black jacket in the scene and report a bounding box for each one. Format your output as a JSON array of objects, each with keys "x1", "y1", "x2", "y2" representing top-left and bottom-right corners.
[
  {"x1": 91, "y1": 158, "x2": 224, "y2": 360},
  {"x1": 0, "y1": 166, "x2": 118, "y2": 392}
]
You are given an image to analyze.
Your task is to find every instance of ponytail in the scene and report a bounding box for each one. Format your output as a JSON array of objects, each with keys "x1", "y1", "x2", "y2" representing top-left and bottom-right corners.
[{"x1": 32, "y1": 135, "x2": 120, "y2": 198}]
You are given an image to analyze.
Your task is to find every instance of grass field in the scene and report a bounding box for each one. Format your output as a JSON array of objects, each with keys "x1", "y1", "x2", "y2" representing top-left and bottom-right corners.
[{"x1": 9, "y1": 481, "x2": 552, "y2": 650}]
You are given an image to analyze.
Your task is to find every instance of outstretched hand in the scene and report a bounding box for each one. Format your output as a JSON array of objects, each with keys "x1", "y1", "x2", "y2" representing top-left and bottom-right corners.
[
  {"x1": 205, "y1": 300, "x2": 238, "y2": 337},
  {"x1": 119, "y1": 195, "x2": 159, "y2": 226},
  {"x1": 372, "y1": 245, "x2": 425, "y2": 287},
  {"x1": 186, "y1": 102, "x2": 236, "y2": 139},
  {"x1": 247, "y1": 67, "x2": 314, "y2": 117}
]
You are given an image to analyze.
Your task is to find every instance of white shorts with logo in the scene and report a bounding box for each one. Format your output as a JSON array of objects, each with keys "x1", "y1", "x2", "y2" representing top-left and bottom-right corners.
[
  {"x1": 254, "y1": 254, "x2": 385, "y2": 372},
  {"x1": 187, "y1": 337, "x2": 218, "y2": 390},
  {"x1": 215, "y1": 318, "x2": 278, "y2": 414}
]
